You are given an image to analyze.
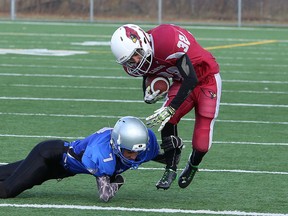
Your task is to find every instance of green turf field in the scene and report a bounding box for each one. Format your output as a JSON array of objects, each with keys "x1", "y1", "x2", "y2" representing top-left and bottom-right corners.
[{"x1": 0, "y1": 21, "x2": 287, "y2": 216}]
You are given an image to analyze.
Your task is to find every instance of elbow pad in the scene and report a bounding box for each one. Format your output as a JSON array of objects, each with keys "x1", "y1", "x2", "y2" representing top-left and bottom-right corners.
[{"x1": 170, "y1": 54, "x2": 198, "y2": 110}]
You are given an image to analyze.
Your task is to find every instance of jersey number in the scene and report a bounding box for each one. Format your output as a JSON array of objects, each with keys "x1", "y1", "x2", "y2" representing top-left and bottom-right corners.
[
  {"x1": 103, "y1": 153, "x2": 113, "y2": 162},
  {"x1": 177, "y1": 32, "x2": 190, "y2": 52}
]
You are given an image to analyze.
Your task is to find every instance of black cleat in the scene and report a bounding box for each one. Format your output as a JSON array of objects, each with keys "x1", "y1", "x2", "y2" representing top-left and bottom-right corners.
[
  {"x1": 178, "y1": 162, "x2": 198, "y2": 188},
  {"x1": 156, "y1": 169, "x2": 177, "y2": 190}
]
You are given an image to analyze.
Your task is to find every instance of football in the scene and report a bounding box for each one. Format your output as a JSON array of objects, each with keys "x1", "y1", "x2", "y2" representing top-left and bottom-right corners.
[{"x1": 145, "y1": 75, "x2": 170, "y2": 94}]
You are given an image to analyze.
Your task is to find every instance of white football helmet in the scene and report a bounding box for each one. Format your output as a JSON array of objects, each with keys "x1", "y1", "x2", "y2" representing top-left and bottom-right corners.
[
  {"x1": 111, "y1": 116, "x2": 148, "y2": 169},
  {"x1": 110, "y1": 24, "x2": 153, "y2": 77}
]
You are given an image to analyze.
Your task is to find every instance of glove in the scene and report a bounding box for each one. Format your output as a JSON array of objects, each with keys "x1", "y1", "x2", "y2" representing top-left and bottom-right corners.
[
  {"x1": 146, "y1": 106, "x2": 175, "y2": 131},
  {"x1": 96, "y1": 175, "x2": 125, "y2": 202},
  {"x1": 110, "y1": 174, "x2": 125, "y2": 189},
  {"x1": 161, "y1": 135, "x2": 184, "y2": 152},
  {"x1": 144, "y1": 86, "x2": 167, "y2": 104}
]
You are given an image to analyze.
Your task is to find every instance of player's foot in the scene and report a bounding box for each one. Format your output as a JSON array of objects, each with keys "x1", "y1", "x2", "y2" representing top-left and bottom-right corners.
[
  {"x1": 178, "y1": 162, "x2": 198, "y2": 188},
  {"x1": 155, "y1": 169, "x2": 177, "y2": 190}
]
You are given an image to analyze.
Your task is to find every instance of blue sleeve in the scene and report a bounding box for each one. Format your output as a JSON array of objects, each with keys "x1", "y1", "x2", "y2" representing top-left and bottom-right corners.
[
  {"x1": 81, "y1": 129, "x2": 116, "y2": 177},
  {"x1": 143, "y1": 129, "x2": 160, "y2": 161},
  {"x1": 64, "y1": 128, "x2": 116, "y2": 177}
]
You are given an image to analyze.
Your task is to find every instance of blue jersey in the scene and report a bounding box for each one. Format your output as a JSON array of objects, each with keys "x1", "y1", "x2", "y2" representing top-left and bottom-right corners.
[{"x1": 61, "y1": 128, "x2": 160, "y2": 177}]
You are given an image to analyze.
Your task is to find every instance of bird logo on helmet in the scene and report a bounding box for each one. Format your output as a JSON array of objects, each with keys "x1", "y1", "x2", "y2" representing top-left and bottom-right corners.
[
  {"x1": 124, "y1": 26, "x2": 141, "y2": 45},
  {"x1": 110, "y1": 24, "x2": 153, "y2": 76}
]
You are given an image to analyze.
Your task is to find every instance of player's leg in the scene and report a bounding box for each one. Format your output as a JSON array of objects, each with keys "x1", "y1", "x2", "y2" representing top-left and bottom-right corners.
[
  {"x1": 0, "y1": 140, "x2": 73, "y2": 198},
  {"x1": 178, "y1": 114, "x2": 213, "y2": 188},
  {"x1": 178, "y1": 73, "x2": 222, "y2": 188},
  {"x1": 156, "y1": 81, "x2": 195, "y2": 190},
  {"x1": 0, "y1": 161, "x2": 23, "y2": 181},
  {"x1": 155, "y1": 123, "x2": 182, "y2": 190}
]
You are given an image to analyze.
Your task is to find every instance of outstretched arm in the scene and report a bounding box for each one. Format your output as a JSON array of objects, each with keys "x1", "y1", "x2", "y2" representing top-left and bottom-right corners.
[{"x1": 96, "y1": 174, "x2": 124, "y2": 202}]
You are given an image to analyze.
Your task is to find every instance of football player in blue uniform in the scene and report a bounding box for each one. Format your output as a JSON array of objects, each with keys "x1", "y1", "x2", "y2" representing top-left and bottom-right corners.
[{"x1": 0, "y1": 116, "x2": 182, "y2": 202}]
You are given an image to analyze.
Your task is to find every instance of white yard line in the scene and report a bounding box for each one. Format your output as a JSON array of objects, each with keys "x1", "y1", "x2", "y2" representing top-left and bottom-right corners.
[
  {"x1": 2, "y1": 84, "x2": 288, "y2": 95},
  {"x1": 0, "y1": 72, "x2": 288, "y2": 84},
  {"x1": 0, "y1": 96, "x2": 287, "y2": 108},
  {"x1": 0, "y1": 133, "x2": 287, "y2": 147},
  {"x1": 0, "y1": 203, "x2": 287, "y2": 216},
  {"x1": 0, "y1": 112, "x2": 287, "y2": 125},
  {"x1": 1, "y1": 63, "x2": 288, "y2": 72}
]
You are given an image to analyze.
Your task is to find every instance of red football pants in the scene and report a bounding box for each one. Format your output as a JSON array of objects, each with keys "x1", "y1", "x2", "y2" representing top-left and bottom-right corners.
[{"x1": 164, "y1": 73, "x2": 222, "y2": 152}]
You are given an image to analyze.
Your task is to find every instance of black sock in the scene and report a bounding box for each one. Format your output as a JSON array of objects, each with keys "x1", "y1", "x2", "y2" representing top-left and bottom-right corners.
[{"x1": 189, "y1": 149, "x2": 206, "y2": 166}]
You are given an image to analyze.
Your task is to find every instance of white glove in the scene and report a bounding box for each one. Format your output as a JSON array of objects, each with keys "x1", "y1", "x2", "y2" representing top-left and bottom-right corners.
[
  {"x1": 146, "y1": 106, "x2": 175, "y2": 131},
  {"x1": 144, "y1": 86, "x2": 167, "y2": 104}
]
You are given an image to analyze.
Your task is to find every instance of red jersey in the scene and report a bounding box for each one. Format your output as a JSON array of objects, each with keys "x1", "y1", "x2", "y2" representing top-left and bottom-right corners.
[{"x1": 147, "y1": 24, "x2": 219, "y2": 82}]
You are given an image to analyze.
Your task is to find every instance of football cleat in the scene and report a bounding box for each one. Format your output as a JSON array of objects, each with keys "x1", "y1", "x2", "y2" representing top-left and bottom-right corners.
[
  {"x1": 178, "y1": 162, "x2": 198, "y2": 188},
  {"x1": 155, "y1": 169, "x2": 177, "y2": 190}
]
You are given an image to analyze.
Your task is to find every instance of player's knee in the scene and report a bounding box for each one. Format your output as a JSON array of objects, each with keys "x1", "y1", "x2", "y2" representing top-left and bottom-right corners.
[
  {"x1": 195, "y1": 146, "x2": 209, "y2": 153},
  {"x1": 193, "y1": 142, "x2": 210, "y2": 152}
]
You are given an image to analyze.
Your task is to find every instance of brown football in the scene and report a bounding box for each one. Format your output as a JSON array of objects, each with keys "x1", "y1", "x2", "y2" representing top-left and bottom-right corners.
[{"x1": 145, "y1": 76, "x2": 170, "y2": 94}]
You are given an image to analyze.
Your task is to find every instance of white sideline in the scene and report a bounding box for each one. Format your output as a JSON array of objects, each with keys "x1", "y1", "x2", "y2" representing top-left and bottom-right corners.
[{"x1": 0, "y1": 204, "x2": 287, "y2": 216}]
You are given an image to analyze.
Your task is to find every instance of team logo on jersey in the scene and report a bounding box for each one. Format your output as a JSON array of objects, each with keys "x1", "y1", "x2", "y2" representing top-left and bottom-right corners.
[
  {"x1": 201, "y1": 88, "x2": 217, "y2": 99},
  {"x1": 124, "y1": 26, "x2": 141, "y2": 45}
]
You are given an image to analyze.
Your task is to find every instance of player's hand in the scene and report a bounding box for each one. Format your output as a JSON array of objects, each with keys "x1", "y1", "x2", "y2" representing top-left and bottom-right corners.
[
  {"x1": 146, "y1": 106, "x2": 175, "y2": 131},
  {"x1": 144, "y1": 86, "x2": 166, "y2": 104},
  {"x1": 96, "y1": 175, "x2": 125, "y2": 202},
  {"x1": 161, "y1": 135, "x2": 183, "y2": 152},
  {"x1": 110, "y1": 174, "x2": 125, "y2": 189}
]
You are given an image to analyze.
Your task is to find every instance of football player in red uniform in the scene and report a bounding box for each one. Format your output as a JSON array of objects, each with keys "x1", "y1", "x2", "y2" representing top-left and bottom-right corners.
[{"x1": 110, "y1": 24, "x2": 222, "y2": 190}]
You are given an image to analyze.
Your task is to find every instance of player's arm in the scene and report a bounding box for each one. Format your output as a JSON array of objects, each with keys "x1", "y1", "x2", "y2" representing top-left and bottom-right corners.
[
  {"x1": 95, "y1": 174, "x2": 125, "y2": 202},
  {"x1": 169, "y1": 54, "x2": 198, "y2": 110},
  {"x1": 146, "y1": 54, "x2": 198, "y2": 131},
  {"x1": 142, "y1": 76, "x2": 148, "y2": 96}
]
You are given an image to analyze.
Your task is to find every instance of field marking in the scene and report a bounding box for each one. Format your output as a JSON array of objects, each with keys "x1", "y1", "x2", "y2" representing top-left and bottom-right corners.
[
  {"x1": 138, "y1": 168, "x2": 288, "y2": 175},
  {"x1": 0, "y1": 112, "x2": 287, "y2": 126},
  {"x1": 0, "y1": 48, "x2": 88, "y2": 56},
  {"x1": 205, "y1": 40, "x2": 278, "y2": 50},
  {"x1": 0, "y1": 133, "x2": 287, "y2": 146},
  {"x1": 0, "y1": 96, "x2": 287, "y2": 108},
  {"x1": 0, "y1": 203, "x2": 287, "y2": 216},
  {"x1": 0, "y1": 161, "x2": 286, "y2": 175},
  {"x1": 0, "y1": 64, "x2": 119, "y2": 70},
  {"x1": 1, "y1": 73, "x2": 287, "y2": 85},
  {"x1": 2, "y1": 20, "x2": 288, "y2": 32},
  {"x1": 2, "y1": 84, "x2": 288, "y2": 95},
  {"x1": 0, "y1": 40, "x2": 286, "y2": 56},
  {"x1": 0, "y1": 32, "x2": 111, "y2": 38},
  {"x1": 223, "y1": 80, "x2": 288, "y2": 84}
]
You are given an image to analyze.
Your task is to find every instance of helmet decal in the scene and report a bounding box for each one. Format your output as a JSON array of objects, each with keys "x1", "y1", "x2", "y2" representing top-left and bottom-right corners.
[{"x1": 124, "y1": 26, "x2": 142, "y2": 46}]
